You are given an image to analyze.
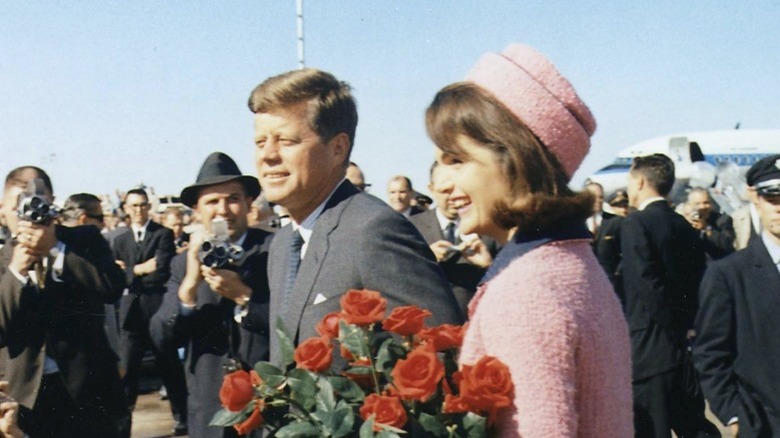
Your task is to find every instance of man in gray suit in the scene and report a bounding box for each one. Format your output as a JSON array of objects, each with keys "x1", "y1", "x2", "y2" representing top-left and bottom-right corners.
[{"x1": 248, "y1": 68, "x2": 463, "y2": 365}]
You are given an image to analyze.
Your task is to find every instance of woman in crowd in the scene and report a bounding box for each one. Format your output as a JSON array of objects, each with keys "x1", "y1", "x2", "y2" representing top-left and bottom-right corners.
[{"x1": 426, "y1": 44, "x2": 633, "y2": 437}]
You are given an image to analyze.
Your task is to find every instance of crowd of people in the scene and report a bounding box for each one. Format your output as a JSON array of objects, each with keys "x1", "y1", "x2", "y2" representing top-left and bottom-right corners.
[{"x1": 0, "y1": 42, "x2": 777, "y2": 438}]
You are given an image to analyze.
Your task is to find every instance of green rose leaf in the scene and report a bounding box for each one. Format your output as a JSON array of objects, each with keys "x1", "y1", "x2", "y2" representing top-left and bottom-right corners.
[
  {"x1": 340, "y1": 320, "x2": 370, "y2": 358},
  {"x1": 462, "y1": 412, "x2": 487, "y2": 438},
  {"x1": 287, "y1": 368, "x2": 318, "y2": 411},
  {"x1": 315, "y1": 376, "x2": 337, "y2": 412},
  {"x1": 255, "y1": 362, "x2": 286, "y2": 388},
  {"x1": 208, "y1": 400, "x2": 255, "y2": 427},
  {"x1": 359, "y1": 415, "x2": 377, "y2": 438},
  {"x1": 418, "y1": 412, "x2": 447, "y2": 437},
  {"x1": 327, "y1": 376, "x2": 365, "y2": 402},
  {"x1": 276, "y1": 317, "x2": 295, "y2": 368},
  {"x1": 375, "y1": 337, "x2": 406, "y2": 376},
  {"x1": 274, "y1": 421, "x2": 321, "y2": 437},
  {"x1": 312, "y1": 404, "x2": 354, "y2": 438}
]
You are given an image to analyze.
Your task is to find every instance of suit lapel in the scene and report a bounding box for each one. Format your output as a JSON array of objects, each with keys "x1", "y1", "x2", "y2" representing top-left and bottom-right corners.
[
  {"x1": 284, "y1": 181, "x2": 358, "y2": 341},
  {"x1": 748, "y1": 238, "x2": 780, "y2": 307}
]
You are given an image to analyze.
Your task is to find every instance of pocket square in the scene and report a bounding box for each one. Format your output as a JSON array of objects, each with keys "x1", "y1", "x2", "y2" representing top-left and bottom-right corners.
[{"x1": 313, "y1": 293, "x2": 327, "y2": 305}]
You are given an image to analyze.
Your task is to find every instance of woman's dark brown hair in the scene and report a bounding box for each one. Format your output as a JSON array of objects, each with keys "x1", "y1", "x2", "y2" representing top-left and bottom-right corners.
[{"x1": 425, "y1": 82, "x2": 593, "y2": 234}]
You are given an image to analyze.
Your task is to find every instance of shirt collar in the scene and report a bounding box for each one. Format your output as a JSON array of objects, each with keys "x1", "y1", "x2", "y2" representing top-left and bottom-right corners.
[
  {"x1": 434, "y1": 208, "x2": 458, "y2": 232},
  {"x1": 761, "y1": 231, "x2": 780, "y2": 266},
  {"x1": 292, "y1": 178, "x2": 346, "y2": 246},
  {"x1": 131, "y1": 220, "x2": 151, "y2": 234},
  {"x1": 638, "y1": 197, "x2": 666, "y2": 211},
  {"x1": 233, "y1": 231, "x2": 248, "y2": 247}
]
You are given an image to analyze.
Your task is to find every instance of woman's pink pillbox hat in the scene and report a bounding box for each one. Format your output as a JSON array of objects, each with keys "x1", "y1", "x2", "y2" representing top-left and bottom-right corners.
[{"x1": 466, "y1": 44, "x2": 596, "y2": 178}]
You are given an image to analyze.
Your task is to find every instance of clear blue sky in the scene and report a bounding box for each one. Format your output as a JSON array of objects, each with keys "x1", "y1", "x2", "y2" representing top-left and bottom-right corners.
[{"x1": 1, "y1": 1, "x2": 778, "y2": 204}]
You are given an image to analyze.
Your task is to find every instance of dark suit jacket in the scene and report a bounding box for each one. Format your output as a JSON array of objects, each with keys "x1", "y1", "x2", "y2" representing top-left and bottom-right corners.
[
  {"x1": 593, "y1": 215, "x2": 625, "y2": 305},
  {"x1": 700, "y1": 211, "x2": 736, "y2": 261},
  {"x1": 0, "y1": 225, "x2": 126, "y2": 415},
  {"x1": 113, "y1": 221, "x2": 175, "y2": 331},
  {"x1": 150, "y1": 228, "x2": 273, "y2": 438},
  {"x1": 409, "y1": 209, "x2": 498, "y2": 315},
  {"x1": 694, "y1": 236, "x2": 780, "y2": 437},
  {"x1": 621, "y1": 200, "x2": 706, "y2": 379},
  {"x1": 268, "y1": 181, "x2": 463, "y2": 366}
]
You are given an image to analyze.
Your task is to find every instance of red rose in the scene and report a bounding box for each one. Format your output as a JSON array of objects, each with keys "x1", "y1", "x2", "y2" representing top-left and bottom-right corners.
[
  {"x1": 339, "y1": 289, "x2": 387, "y2": 326},
  {"x1": 442, "y1": 394, "x2": 471, "y2": 414},
  {"x1": 316, "y1": 311, "x2": 341, "y2": 339},
  {"x1": 294, "y1": 337, "x2": 334, "y2": 373},
  {"x1": 359, "y1": 393, "x2": 408, "y2": 431},
  {"x1": 418, "y1": 323, "x2": 466, "y2": 351},
  {"x1": 390, "y1": 345, "x2": 444, "y2": 402},
  {"x1": 457, "y1": 356, "x2": 513, "y2": 425},
  {"x1": 219, "y1": 370, "x2": 255, "y2": 412},
  {"x1": 233, "y1": 400, "x2": 264, "y2": 435},
  {"x1": 382, "y1": 306, "x2": 432, "y2": 336}
]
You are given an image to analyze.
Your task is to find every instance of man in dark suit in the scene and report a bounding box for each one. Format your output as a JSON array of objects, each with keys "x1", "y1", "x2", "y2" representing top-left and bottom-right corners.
[
  {"x1": 113, "y1": 187, "x2": 187, "y2": 435},
  {"x1": 593, "y1": 190, "x2": 628, "y2": 305},
  {"x1": 410, "y1": 162, "x2": 496, "y2": 315},
  {"x1": 694, "y1": 155, "x2": 780, "y2": 437},
  {"x1": 621, "y1": 154, "x2": 718, "y2": 437},
  {"x1": 248, "y1": 68, "x2": 463, "y2": 366},
  {"x1": 0, "y1": 166, "x2": 127, "y2": 437},
  {"x1": 151, "y1": 152, "x2": 273, "y2": 438},
  {"x1": 683, "y1": 188, "x2": 735, "y2": 260},
  {"x1": 387, "y1": 175, "x2": 425, "y2": 218}
]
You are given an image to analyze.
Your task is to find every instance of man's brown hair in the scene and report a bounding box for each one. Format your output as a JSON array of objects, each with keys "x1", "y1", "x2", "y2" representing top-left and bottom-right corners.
[
  {"x1": 426, "y1": 82, "x2": 592, "y2": 233},
  {"x1": 248, "y1": 68, "x2": 358, "y2": 156}
]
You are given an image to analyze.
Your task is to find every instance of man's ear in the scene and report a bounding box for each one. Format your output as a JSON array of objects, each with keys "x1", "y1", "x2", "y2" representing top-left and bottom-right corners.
[{"x1": 328, "y1": 133, "x2": 350, "y2": 164}]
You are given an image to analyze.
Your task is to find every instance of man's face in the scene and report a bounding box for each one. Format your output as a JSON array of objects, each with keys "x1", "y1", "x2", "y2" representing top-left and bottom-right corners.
[
  {"x1": 585, "y1": 184, "x2": 604, "y2": 214},
  {"x1": 124, "y1": 193, "x2": 150, "y2": 226},
  {"x1": 253, "y1": 102, "x2": 347, "y2": 222},
  {"x1": 387, "y1": 179, "x2": 413, "y2": 213},
  {"x1": 163, "y1": 213, "x2": 184, "y2": 238},
  {"x1": 687, "y1": 191, "x2": 712, "y2": 220},
  {"x1": 346, "y1": 165, "x2": 366, "y2": 191},
  {"x1": 757, "y1": 194, "x2": 780, "y2": 243},
  {"x1": 195, "y1": 181, "x2": 250, "y2": 241},
  {"x1": 429, "y1": 167, "x2": 458, "y2": 220},
  {"x1": 0, "y1": 170, "x2": 54, "y2": 235}
]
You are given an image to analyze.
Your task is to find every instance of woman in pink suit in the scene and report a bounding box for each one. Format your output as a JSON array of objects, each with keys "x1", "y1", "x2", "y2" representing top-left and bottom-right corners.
[{"x1": 426, "y1": 44, "x2": 633, "y2": 437}]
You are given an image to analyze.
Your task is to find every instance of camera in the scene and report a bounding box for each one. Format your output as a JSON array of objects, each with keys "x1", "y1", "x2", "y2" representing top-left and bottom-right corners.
[
  {"x1": 17, "y1": 179, "x2": 58, "y2": 224},
  {"x1": 198, "y1": 218, "x2": 244, "y2": 268}
]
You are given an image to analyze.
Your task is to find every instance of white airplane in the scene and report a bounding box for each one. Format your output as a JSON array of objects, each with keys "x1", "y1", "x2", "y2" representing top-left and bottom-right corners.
[{"x1": 588, "y1": 129, "x2": 780, "y2": 210}]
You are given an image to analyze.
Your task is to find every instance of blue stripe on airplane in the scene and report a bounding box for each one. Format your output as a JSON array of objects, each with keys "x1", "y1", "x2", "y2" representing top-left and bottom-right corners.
[{"x1": 594, "y1": 153, "x2": 774, "y2": 175}]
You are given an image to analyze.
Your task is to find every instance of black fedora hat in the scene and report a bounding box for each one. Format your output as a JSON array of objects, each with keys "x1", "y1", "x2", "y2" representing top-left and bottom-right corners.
[{"x1": 180, "y1": 152, "x2": 260, "y2": 207}]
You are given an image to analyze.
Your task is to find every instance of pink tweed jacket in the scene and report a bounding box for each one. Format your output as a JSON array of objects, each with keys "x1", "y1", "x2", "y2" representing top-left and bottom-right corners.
[{"x1": 459, "y1": 239, "x2": 633, "y2": 437}]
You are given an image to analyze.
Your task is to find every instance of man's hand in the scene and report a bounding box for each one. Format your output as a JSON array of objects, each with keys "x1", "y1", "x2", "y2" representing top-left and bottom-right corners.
[
  {"x1": 201, "y1": 266, "x2": 251, "y2": 306},
  {"x1": 728, "y1": 422, "x2": 739, "y2": 437},
  {"x1": 9, "y1": 244, "x2": 38, "y2": 278},
  {"x1": 429, "y1": 240, "x2": 454, "y2": 262},
  {"x1": 133, "y1": 257, "x2": 157, "y2": 276},
  {"x1": 686, "y1": 212, "x2": 705, "y2": 231},
  {"x1": 461, "y1": 238, "x2": 493, "y2": 268},
  {"x1": 115, "y1": 260, "x2": 126, "y2": 270},
  {"x1": 0, "y1": 382, "x2": 24, "y2": 438},
  {"x1": 178, "y1": 231, "x2": 205, "y2": 306},
  {"x1": 16, "y1": 220, "x2": 57, "y2": 257}
]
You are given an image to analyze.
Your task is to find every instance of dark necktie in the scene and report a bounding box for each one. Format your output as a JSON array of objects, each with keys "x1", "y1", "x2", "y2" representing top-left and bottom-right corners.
[
  {"x1": 445, "y1": 221, "x2": 457, "y2": 244},
  {"x1": 136, "y1": 230, "x2": 143, "y2": 243},
  {"x1": 280, "y1": 230, "x2": 304, "y2": 317}
]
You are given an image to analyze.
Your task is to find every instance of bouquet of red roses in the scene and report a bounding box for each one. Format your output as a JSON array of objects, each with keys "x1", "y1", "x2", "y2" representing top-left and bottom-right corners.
[{"x1": 210, "y1": 289, "x2": 513, "y2": 437}]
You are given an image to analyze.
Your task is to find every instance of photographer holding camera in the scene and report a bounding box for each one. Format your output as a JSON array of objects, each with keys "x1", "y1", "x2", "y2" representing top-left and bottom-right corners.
[
  {"x1": 684, "y1": 187, "x2": 735, "y2": 261},
  {"x1": 0, "y1": 166, "x2": 127, "y2": 438},
  {"x1": 150, "y1": 152, "x2": 273, "y2": 438}
]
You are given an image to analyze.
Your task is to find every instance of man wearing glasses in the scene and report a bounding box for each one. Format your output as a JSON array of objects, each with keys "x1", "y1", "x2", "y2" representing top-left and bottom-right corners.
[{"x1": 113, "y1": 187, "x2": 188, "y2": 436}]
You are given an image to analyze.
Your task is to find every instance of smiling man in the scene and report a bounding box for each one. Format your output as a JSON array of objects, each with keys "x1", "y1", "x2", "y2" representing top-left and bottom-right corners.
[
  {"x1": 150, "y1": 152, "x2": 272, "y2": 438},
  {"x1": 248, "y1": 68, "x2": 462, "y2": 366}
]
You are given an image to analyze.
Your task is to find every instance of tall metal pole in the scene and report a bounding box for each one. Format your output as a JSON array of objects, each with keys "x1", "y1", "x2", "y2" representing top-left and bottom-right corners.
[{"x1": 296, "y1": 0, "x2": 305, "y2": 69}]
